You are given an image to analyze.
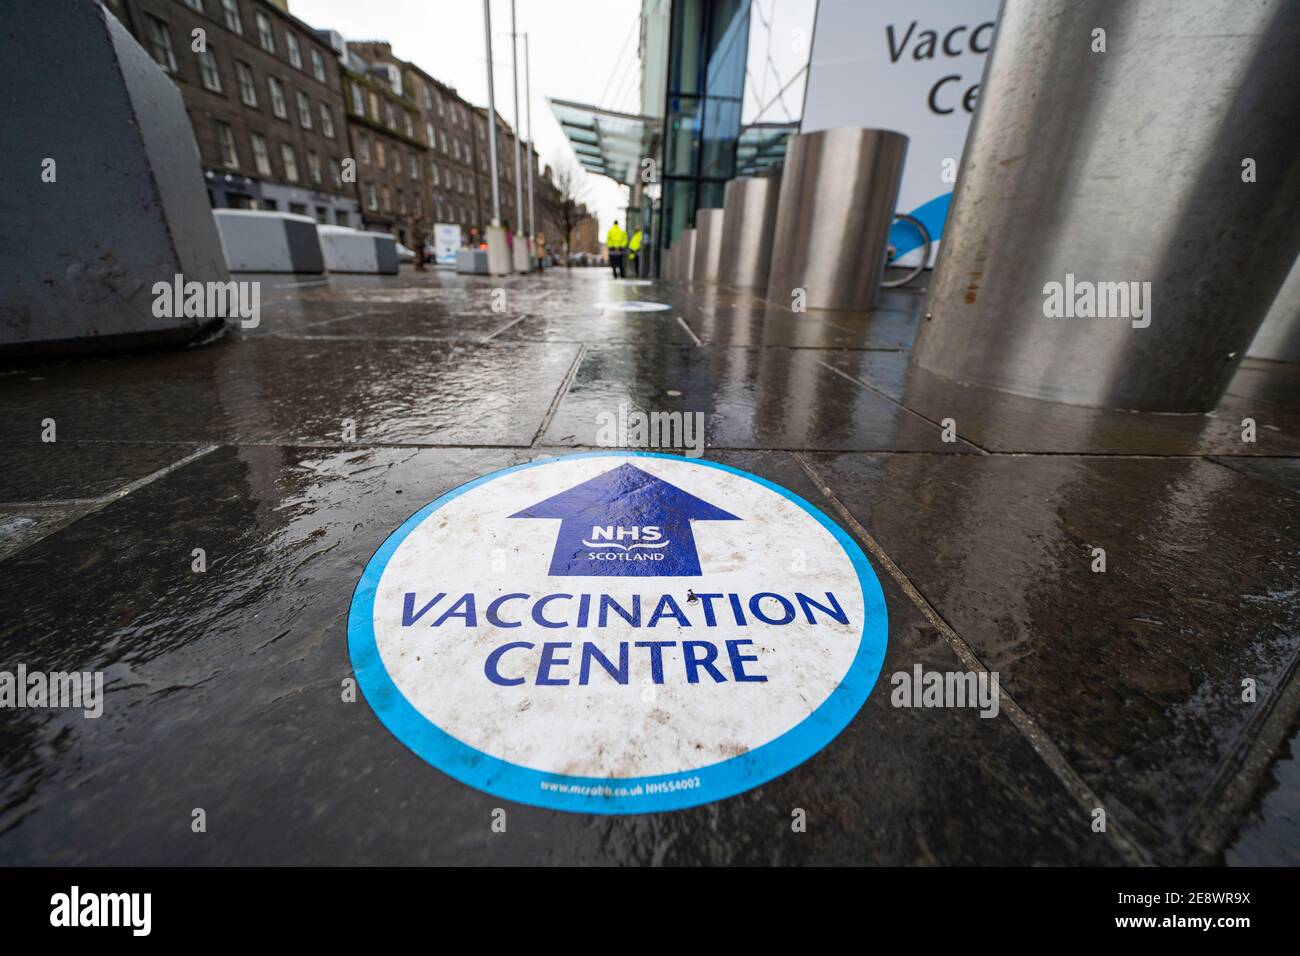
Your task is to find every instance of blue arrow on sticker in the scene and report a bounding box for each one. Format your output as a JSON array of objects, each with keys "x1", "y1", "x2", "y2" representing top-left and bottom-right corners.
[{"x1": 509, "y1": 463, "x2": 741, "y2": 576}]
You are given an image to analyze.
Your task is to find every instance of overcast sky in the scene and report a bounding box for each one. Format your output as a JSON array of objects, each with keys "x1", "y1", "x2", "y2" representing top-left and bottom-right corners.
[{"x1": 289, "y1": 0, "x2": 641, "y2": 231}]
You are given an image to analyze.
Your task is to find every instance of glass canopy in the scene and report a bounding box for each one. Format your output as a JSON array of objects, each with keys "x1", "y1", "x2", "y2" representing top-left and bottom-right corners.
[{"x1": 547, "y1": 97, "x2": 659, "y2": 186}]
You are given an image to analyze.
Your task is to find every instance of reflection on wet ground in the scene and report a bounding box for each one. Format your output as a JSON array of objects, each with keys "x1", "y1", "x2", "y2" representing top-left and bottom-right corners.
[{"x1": 0, "y1": 266, "x2": 1296, "y2": 864}]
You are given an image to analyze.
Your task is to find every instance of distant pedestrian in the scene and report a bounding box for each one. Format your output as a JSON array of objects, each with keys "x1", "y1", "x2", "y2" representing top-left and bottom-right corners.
[
  {"x1": 606, "y1": 220, "x2": 628, "y2": 278},
  {"x1": 629, "y1": 227, "x2": 643, "y2": 276}
]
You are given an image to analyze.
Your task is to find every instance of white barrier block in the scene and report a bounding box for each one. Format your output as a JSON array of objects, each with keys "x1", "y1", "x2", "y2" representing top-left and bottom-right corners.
[
  {"x1": 319, "y1": 226, "x2": 397, "y2": 274},
  {"x1": 214, "y1": 210, "x2": 324, "y2": 274}
]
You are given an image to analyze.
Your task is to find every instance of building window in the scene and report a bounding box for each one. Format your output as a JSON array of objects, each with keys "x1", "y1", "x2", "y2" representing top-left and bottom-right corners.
[
  {"x1": 385, "y1": 102, "x2": 396, "y2": 129},
  {"x1": 216, "y1": 121, "x2": 238, "y2": 168},
  {"x1": 375, "y1": 141, "x2": 386, "y2": 169},
  {"x1": 409, "y1": 154, "x2": 419, "y2": 179},
  {"x1": 311, "y1": 50, "x2": 326, "y2": 83},
  {"x1": 250, "y1": 133, "x2": 272, "y2": 176},
  {"x1": 267, "y1": 76, "x2": 287, "y2": 119},
  {"x1": 349, "y1": 83, "x2": 364, "y2": 116},
  {"x1": 426, "y1": 122, "x2": 435, "y2": 147},
  {"x1": 307, "y1": 150, "x2": 322, "y2": 184},
  {"x1": 184, "y1": 0, "x2": 204, "y2": 12},
  {"x1": 367, "y1": 184, "x2": 378, "y2": 210},
  {"x1": 451, "y1": 139, "x2": 459, "y2": 162},
  {"x1": 336, "y1": 209, "x2": 349, "y2": 226},
  {"x1": 221, "y1": 0, "x2": 241, "y2": 34},
  {"x1": 381, "y1": 185, "x2": 391, "y2": 210},
  {"x1": 286, "y1": 33, "x2": 302, "y2": 70},
  {"x1": 295, "y1": 90, "x2": 312, "y2": 128},
  {"x1": 197, "y1": 48, "x2": 222, "y2": 92},
  {"x1": 398, "y1": 190, "x2": 406, "y2": 215},
  {"x1": 358, "y1": 136, "x2": 371, "y2": 164},
  {"x1": 235, "y1": 60, "x2": 257, "y2": 106},
  {"x1": 256, "y1": 13, "x2": 275, "y2": 53},
  {"x1": 431, "y1": 163, "x2": 440, "y2": 186},
  {"x1": 392, "y1": 147, "x2": 402, "y2": 173},
  {"x1": 440, "y1": 130, "x2": 448, "y2": 154},
  {"x1": 319, "y1": 103, "x2": 334, "y2": 138},
  {"x1": 280, "y1": 143, "x2": 299, "y2": 182},
  {"x1": 330, "y1": 159, "x2": 343, "y2": 189},
  {"x1": 404, "y1": 113, "x2": 413, "y2": 138},
  {"x1": 436, "y1": 94, "x2": 444, "y2": 117},
  {"x1": 368, "y1": 91, "x2": 380, "y2": 120},
  {"x1": 144, "y1": 16, "x2": 176, "y2": 74}
]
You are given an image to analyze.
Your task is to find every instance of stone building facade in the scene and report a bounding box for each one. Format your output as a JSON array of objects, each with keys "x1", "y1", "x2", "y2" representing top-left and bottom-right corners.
[{"x1": 106, "y1": 0, "x2": 360, "y2": 224}]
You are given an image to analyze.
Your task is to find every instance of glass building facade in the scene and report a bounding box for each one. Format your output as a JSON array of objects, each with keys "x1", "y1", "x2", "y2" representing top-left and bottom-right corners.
[{"x1": 660, "y1": 0, "x2": 752, "y2": 248}]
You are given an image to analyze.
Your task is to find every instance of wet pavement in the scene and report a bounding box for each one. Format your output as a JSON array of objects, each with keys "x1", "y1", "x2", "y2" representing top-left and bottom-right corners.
[{"x1": 1, "y1": 266, "x2": 1297, "y2": 865}]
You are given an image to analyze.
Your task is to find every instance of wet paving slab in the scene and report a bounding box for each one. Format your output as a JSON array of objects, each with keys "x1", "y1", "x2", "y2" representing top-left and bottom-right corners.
[
  {"x1": 543, "y1": 345, "x2": 981, "y2": 452},
  {"x1": 0, "y1": 442, "x2": 201, "y2": 502},
  {"x1": 802, "y1": 452, "x2": 1300, "y2": 863},
  {"x1": 0, "y1": 444, "x2": 1121, "y2": 864},
  {"x1": 821, "y1": 351, "x2": 1300, "y2": 456},
  {"x1": 260, "y1": 309, "x2": 517, "y2": 343},
  {"x1": 685, "y1": 306, "x2": 917, "y2": 350},
  {"x1": 0, "y1": 267, "x2": 1296, "y2": 865},
  {"x1": 0, "y1": 336, "x2": 579, "y2": 447},
  {"x1": 495, "y1": 312, "x2": 701, "y2": 346}
]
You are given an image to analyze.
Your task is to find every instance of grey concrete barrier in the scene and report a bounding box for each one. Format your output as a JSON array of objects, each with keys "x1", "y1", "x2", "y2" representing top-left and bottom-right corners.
[
  {"x1": 457, "y1": 248, "x2": 491, "y2": 275},
  {"x1": 1, "y1": 0, "x2": 230, "y2": 355},
  {"x1": 1247, "y1": 256, "x2": 1300, "y2": 363},
  {"x1": 317, "y1": 227, "x2": 398, "y2": 275},
  {"x1": 214, "y1": 210, "x2": 325, "y2": 274}
]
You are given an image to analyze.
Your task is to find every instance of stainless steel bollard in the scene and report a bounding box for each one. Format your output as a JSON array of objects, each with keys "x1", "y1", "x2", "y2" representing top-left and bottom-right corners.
[
  {"x1": 677, "y1": 228, "x2": 697, "y2": 283},
  {"x1": 692, "y1": 209, "x2": 725, "y2": 284},
  {"x1": 765, "y1": 128, "x2": 908, "y2": 311},
  {"x1": 718, "y1": 173, "x2": 782, "y2": 292},
  {"x1": 913, "y1": 0, "x2": 1300, "y2": 412}
]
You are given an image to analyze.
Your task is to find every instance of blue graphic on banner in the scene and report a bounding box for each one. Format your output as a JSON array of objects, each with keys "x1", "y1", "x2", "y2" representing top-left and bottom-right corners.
[
  {"x1": 510, "y1": 463, "x2": 739, "y2": 577},
  {"x1": 890, "y1": 192, "x2": 952, "y2": 257}
]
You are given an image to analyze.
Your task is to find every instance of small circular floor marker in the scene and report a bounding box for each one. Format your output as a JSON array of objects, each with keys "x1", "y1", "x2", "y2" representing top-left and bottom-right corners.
[
  {"x1": 348, "y1": 452, "x2": 888, "y2": 814},
  {"x1": 592, "y1": 300, "x2": 671, "y2": 312}
]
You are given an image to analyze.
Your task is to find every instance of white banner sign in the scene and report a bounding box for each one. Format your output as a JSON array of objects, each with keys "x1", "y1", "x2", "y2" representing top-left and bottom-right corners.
[
  {"x1": 801, "y1": 0, "x2": 999, "y2": 264},
  {"x1": 433, "y1": 223, "x2": 462, "y2": 265}
]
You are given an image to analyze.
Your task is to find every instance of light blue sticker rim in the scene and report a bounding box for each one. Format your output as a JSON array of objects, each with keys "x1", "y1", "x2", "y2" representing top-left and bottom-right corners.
[{"x1": 347, "y1": 451, "x2": 889, "y2": 814}]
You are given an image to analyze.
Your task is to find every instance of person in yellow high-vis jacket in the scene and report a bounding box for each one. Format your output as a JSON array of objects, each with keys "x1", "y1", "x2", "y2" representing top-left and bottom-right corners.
[
  {"x1": 628, "y1": 228, "x2": 643, "y2": 276},
  {"x1": 606, "y1": 221, "x2": 628, "y2": 278}
]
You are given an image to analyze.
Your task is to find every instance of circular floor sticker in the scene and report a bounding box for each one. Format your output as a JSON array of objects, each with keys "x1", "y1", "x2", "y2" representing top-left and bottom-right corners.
[
  {"x1": 592, "y1": 300, "x2": 670, "y2": 312},
  {"x1": 348, "y1": 452, "x2": 888, "y2": 813}
]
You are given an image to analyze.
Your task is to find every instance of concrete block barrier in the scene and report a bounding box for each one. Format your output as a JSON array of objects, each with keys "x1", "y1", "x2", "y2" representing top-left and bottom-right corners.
[
  {"x1": 318, "y1": 226, "x2": 399, "y2": 275},
  {"x1": 1, "y1": 1, "x2": 229, "y2": 355},
  {"x1": 214, "y1": 210, "x2": 325, "y2": 274}
]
